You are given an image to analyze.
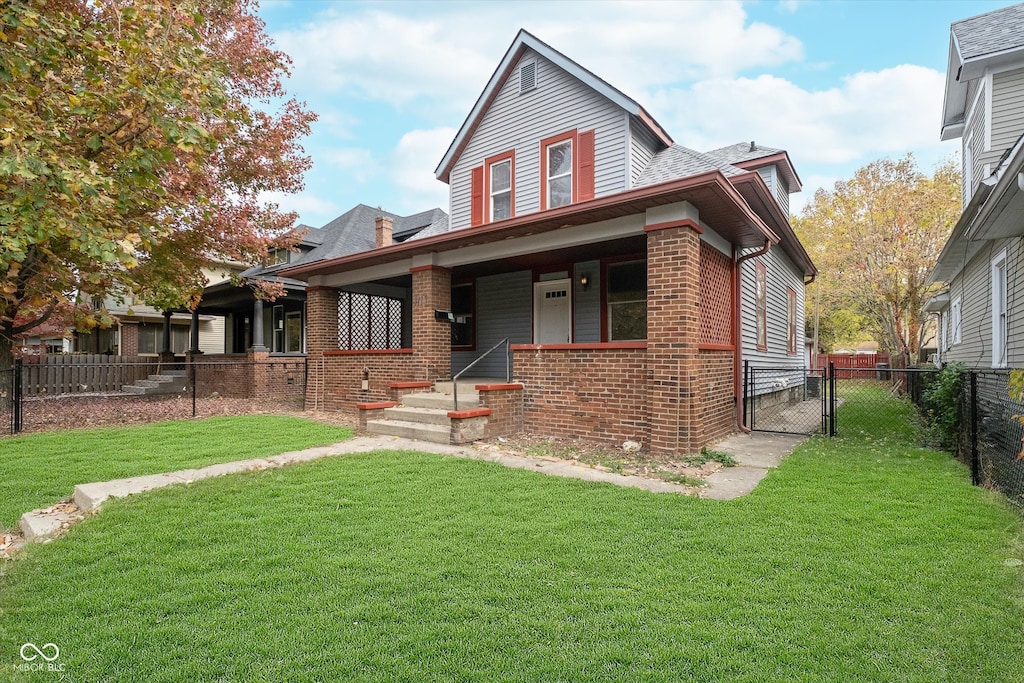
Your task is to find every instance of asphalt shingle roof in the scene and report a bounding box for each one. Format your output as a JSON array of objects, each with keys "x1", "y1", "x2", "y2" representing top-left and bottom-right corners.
[
  {"x1": 633, "y1": 145, "x2": 745, "y2": 188},
  {"x1": 952, "y1": 3, "x2": 1024, "y2": 60},
  {"x1": 704, "y1": 142, "x2": 783, "y2": 166}
]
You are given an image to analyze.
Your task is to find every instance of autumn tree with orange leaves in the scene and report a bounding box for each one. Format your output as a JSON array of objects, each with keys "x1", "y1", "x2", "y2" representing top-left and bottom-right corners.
[
  {"x1": 793, "y1": 155, "x2": 961, "y2": 362},
  {"x1": 0, "y1": 0, "x2": 315, "y2": 366}
]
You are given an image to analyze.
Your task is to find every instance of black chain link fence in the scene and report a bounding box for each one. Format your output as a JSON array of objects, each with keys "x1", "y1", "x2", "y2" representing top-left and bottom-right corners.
[
  {"x1": 1, "y1": 358, "x2": 307, "y2": 436},
  {"x1": 958, "y1": 371, "x2": 1024, "y2": 510}
]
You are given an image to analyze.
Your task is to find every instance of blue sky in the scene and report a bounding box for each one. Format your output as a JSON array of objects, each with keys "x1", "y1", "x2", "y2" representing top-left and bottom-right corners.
[{"x1": 256, "y1": 0, "x2": 1016, "y2": 228}]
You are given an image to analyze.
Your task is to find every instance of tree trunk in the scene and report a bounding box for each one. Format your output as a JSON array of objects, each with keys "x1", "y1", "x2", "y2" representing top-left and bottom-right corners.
[{"x1": 0, "y1": 321, "x2": 15, "y2": 369}]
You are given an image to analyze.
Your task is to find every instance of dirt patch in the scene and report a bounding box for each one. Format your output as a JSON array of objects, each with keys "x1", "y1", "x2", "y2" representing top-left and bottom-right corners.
[
  {"x1": 486, "y1": 435, "x2": 736, "y2": 489},
  {"x1": 5, "y1": 394, "x2": 358, "y2": 435}
]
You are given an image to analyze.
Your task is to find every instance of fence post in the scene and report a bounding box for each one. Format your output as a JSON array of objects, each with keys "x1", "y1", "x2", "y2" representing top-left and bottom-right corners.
[
  {"x1": 970, "y1": 371, "x2": 979, "y2": 486},
  {"x1": 191, "y1": 361, "x2": 197, "y2": 418},
  {"x1": 829, "y1": 361, "x2": 836, "y2": 437},
  {"x1": 13, "y1": 358, "x2": 23, "y2": 433}
]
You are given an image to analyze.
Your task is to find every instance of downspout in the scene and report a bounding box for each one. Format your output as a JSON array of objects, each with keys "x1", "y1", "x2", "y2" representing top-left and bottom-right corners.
[{"x1": 734, "y1": 239, "x2": 771, "y2": 433}]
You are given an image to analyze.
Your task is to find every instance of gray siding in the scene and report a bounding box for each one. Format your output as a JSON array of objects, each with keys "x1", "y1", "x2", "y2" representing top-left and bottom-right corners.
[
  {"x1": 449, "y1": 49, "x2": 628, "y2": 231},
  {"x1": 945, "y1": 236, "x2": 1024, "y2": 368},
  {"x1": 629, "y1": 116, "x2": 660, "y2": 188},
  {"x1": 992, "y1": 67, "x2": 1024, "y2": 156},
  {"x1": 452, "y1": 270, "x2": 533, "y2": 377},
  {"x1": 740, "y1": 246, "x2": 805, "y2": 368},
  {"x1": 573, "y1": 260, "x2": 601, "y2": 342},
  {"x1": 755, "y1": 165, "x2": 790, "y2": 216}
]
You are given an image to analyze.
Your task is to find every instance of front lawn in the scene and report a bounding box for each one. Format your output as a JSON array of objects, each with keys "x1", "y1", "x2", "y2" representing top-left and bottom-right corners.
[
  {"x1": 0, "y1": 416, "x2": 352, "y2": 529},
  {"x1": 1, "y1": 394, "x2": 1022, "y2": 681}
]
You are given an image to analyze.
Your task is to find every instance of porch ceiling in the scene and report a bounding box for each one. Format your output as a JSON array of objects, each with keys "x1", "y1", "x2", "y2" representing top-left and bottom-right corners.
[{"x1": 281, "y1": 172, "x2": 774, "y2": 281}]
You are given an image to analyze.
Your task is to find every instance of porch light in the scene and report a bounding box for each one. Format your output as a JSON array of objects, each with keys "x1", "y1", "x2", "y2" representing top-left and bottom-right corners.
[{"x1": 579, "y1": 274, "x2": 590, "y2": 291}]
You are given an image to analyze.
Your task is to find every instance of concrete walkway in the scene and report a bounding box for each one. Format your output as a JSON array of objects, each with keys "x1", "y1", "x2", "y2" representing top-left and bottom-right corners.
[{"x1": 10, "y1": 431, "x2": 806, "y2": 550}]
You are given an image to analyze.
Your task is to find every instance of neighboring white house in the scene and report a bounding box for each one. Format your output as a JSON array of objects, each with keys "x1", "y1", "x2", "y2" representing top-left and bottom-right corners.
[{"x1": 929, "y1": 3, "x2": 1024, "y2": 370}]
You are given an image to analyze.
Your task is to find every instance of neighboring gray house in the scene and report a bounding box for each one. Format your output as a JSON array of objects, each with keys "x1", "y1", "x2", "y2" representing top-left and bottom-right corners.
[
  {"x1": 198, "y1": 206, "x2": 447, "y2": 354},
  {"x1": 282, "y1": 29, "x2": 815, "y2": 453},
  {"x1": 930, "y1": 3, "x2": 1024, "y2": 369}
]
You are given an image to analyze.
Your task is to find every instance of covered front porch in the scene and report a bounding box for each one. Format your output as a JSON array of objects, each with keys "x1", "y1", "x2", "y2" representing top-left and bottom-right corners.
[{"x1": 294, "y1": 196, "x2": 753, "y2": 454}]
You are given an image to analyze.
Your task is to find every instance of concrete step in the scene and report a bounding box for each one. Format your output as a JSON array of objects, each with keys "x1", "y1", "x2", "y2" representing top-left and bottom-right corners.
[
  {"x1": 365, "y1": 419, "x2": 451, "y2": 444},
  {"x1": 122, "y1": 373, "x2": 188, "y2": 395},
  {"x1": 383, "y1": 406, "x2": 452, "y2": 426},
  {"x1": 401, "y1": 391, "x2": 479, "y2": 410}
]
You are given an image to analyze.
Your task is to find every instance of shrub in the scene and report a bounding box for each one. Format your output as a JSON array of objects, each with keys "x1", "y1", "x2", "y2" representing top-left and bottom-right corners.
[{"x1": 922, "y1": 363, "x2": 964, "y2": 450}]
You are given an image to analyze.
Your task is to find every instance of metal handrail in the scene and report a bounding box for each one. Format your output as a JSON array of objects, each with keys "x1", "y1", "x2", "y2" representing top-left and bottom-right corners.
[{"x1": 452, "y1": 337, "x2": 511, "y2": 411}]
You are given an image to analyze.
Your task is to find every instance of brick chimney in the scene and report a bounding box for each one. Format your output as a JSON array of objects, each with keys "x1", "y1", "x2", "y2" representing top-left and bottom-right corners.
[{"x1": 375, "y1": 215, "x2": 393, "y2": 248}]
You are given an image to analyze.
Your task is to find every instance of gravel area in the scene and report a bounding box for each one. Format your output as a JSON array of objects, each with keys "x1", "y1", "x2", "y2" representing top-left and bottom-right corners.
[{"x1": 2, "y1": 393, "x2": 356, "y2": 435}]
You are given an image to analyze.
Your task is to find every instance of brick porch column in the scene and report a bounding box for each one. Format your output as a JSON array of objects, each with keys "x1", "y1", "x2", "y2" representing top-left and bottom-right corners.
[
  {"x1": 305, "y1": 286, "x2": 339, "y2": 406},
  {"x1": 646, "y1": 219, "x2": 702, "y2": 455},
  {"x1": 411, "y1": 265, "x2": 451, "y2": 381}
]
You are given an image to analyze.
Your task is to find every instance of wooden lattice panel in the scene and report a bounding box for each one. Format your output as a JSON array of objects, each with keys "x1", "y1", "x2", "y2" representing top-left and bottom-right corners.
[{"x1": 700, "y1": 242, "x2": 733, "y2": 345}]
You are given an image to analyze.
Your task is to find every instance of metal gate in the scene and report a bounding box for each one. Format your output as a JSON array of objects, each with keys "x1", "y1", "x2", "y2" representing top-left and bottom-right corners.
[{"x1": 744, "y1": 361, "x2": 830, "y2": 435}]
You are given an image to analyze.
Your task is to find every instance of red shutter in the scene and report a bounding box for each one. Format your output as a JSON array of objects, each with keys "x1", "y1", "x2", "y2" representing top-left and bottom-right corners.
[
  {"x1": 577, "y1": 129, "x2": 595, "y2": 201},
  {"x1": 470, "y1": 166, "x2": 484, "y2": 226}
]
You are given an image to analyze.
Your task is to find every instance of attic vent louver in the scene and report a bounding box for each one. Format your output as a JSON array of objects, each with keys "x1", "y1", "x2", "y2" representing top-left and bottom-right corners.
[{"x1": 519, "y1": 61, "x2": 536, "y2": 94}]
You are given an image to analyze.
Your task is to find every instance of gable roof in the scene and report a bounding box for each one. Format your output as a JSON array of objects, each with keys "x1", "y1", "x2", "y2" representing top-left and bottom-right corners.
[
  {"x1": 434, "y1": 29, "x2": 672, "y2": 183},
  {"x1": 705, "y1": 142, "x2": 802, "y2": 192},
  {"x1": 941, "y1": 3, "x2": 1024, "y2": 140}
]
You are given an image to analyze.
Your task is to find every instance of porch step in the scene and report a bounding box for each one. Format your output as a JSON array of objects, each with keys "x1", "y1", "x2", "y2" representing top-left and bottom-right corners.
[
  {"x1": 384, "y1": 406, "x2": 452, "y2": 426},
  {"x1": 400, "y1": 391, "x2": 479, "y2": 410},
  {"x1": 365, "y1": 419, "x2": 451, "y2": 444},
  {"x1": 122, "y1": 371, "x2": 187, "y2": 396}
]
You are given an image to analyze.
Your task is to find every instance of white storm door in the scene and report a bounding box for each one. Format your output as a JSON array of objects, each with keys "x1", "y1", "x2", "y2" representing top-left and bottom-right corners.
[{"x1": 534, "y1": 279, "x2": 572, "y2": 344}]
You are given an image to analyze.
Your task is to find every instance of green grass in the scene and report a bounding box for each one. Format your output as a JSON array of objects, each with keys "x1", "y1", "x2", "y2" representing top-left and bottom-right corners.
[
  {"x1": 1, "y1": 393, "x2": 1023, "y2": 681},
  {"x1": 0, "y1": 416, "x2": 352, "y2": 529}
]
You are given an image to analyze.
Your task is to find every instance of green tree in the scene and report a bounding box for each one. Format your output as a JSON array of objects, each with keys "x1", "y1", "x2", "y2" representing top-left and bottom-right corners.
[
  {"x1": 793, "y1": 155, "x2": 961, "y2": 361},
  {"x1": 0, "y1": 0, "x2": 315, "y2": 366}
]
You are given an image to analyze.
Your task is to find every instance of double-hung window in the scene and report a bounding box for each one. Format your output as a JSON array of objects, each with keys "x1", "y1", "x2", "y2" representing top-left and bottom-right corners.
[
  {"x1": 485, "y1": 151, "x2": 514, "y2": 222},
  {"x1": 546, "y1": 139, "x2": 573, "y2": 208},
  {"x1": 950, "y1": 296, "x2": 961, "y2": 347},
  {"x1": 786, "y1": 288, "x2": 797, "y2": 355},
  {"x1": 607, "y1": 260, "x2": 646, "y2": 341},
  {"x1": 755, "y1": 262, "x2": 767, "y2": 351},
  {"x1": 992, "y1": 249, "x2": 1008, "y2": 368}
]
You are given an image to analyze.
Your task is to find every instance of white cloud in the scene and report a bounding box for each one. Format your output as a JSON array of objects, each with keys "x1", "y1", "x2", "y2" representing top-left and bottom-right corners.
[
  {"x1": 388, "y1": 127, "x2": 456, "y2": 214},
  {"x1": 653, "y1": 64, "x2": 949, "y2": 170},
  {"x1": 321, "y1": 148, "x2": 379, "y2": 183},
  {"x1": 259, "y1": 190, "x2": 342, "y2": 224},
  {"x1": 272, "y1": 1, "x2": 803, "y2": 112}
]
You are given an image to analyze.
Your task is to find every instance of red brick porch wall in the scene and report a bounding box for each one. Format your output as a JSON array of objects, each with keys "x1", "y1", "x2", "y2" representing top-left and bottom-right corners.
[
  {"x1": 189, "y1": 353, "x2": 306, "y2": 405},
  {"x1": 513, "y1": 343, "x2": 648, "y2": 447},
  {"x1": 698, "y1": 349, "x2": 736, "y2": 444},
  {"x1": 309, "y1": 351, "x2": 419, "y2": 412}
]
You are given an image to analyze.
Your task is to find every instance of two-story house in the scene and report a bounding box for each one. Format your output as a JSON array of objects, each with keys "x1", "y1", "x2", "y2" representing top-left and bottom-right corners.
[
  {"x1": 929, "y1": 3, "x2": 1024, "y2": 370},
  {"x1": 282, "y1": 30, "x2": 815, "y2": 454}
]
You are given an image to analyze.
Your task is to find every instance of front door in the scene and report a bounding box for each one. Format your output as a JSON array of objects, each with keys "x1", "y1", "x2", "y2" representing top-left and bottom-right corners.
[{"x1": 533, "y1": 279, "x2": 572, "y2": 344}]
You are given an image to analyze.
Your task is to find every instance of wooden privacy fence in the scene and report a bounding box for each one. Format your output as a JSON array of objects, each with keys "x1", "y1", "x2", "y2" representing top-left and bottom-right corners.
[{"x1": 19, "y1": 355, "x2": 159, "y2": 395}]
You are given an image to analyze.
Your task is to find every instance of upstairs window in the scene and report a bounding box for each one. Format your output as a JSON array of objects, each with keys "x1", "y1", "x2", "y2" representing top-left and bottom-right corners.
[
  {"x1": 547, "y1": 139, "x2": 573, "y2": 208},
  {"x1": 540, "y1": 129, "x2": 595, "y2": 211},
  {"x1": 471, "y1": 150, "x2": 515, "y2": 227},
  {"x1": 489, "y1": 156, "x2": 512, "y2": 221}
]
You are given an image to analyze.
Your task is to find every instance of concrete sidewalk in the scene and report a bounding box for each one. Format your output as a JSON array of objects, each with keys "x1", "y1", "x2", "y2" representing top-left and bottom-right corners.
[{"x1": 12, "y1": 431, "x2": 807, "y2": 549}]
